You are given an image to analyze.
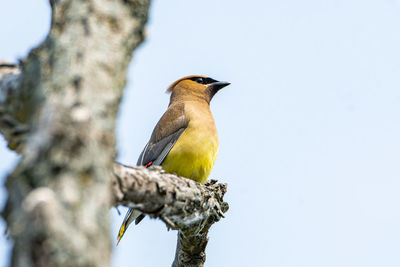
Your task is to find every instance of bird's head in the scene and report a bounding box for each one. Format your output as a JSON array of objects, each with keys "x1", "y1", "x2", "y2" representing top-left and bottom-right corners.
[{"x1": 167, "y1": 75, "x2": 230, "y2": 104}]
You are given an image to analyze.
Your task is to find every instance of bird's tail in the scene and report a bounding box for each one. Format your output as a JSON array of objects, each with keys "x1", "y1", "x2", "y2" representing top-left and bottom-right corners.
[{"x1": 116, "y1": 208, "x2": 142, "y2": 245}]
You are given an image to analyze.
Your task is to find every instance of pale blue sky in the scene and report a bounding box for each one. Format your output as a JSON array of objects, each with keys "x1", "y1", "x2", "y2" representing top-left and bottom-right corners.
[{"x1": 1, "y1": 0, "x2": 400, "y2": 266}]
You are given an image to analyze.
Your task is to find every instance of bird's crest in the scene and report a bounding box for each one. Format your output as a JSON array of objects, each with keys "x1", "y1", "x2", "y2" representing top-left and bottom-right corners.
[{"x1": 166, "y1": 75, "x2": 207, "y2": 93}]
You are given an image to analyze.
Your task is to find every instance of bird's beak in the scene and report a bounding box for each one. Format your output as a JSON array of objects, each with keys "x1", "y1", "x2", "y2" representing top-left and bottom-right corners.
[{"x1": 209, "y1": 81, "x2": 230, "y2": 92}]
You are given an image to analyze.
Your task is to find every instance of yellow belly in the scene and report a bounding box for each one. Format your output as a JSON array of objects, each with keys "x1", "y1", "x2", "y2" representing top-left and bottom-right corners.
[{"x1": 161, "y1": 126, "x2": 219, "y2": 184}]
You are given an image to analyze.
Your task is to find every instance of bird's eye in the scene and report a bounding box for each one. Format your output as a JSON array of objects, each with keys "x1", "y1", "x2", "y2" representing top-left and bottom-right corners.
[{"x1": 195, "y1": 77, "x2": 204, "y2": 84}]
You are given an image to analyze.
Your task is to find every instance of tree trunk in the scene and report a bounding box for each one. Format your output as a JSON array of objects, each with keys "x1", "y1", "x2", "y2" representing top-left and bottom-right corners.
[{"x1": 1, "y1": 1, "x2": 151, "y2": 266}]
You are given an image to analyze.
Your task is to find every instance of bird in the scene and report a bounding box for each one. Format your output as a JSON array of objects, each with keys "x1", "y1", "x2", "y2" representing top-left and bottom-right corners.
[{"x1": 116, "y1": 75, "x2": 229, "y2": 245}]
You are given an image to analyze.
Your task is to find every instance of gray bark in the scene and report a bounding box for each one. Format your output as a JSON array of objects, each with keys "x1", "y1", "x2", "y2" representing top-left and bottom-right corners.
[
  {"x1": 113, "y1": 163, "x2": 229, "y2": 267},
  {"x1": 0, "y1": 63, "x2": 26, "y2": 151},
  {"x1": 0, "y1": 1, "x2": 229, "y2": 266},
  {"x1": 1, "y1": 0, "x2": 151, "y2": 266}
]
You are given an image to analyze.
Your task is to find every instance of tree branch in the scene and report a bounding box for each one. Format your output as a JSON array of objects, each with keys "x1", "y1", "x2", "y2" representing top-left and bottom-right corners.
[{"x1": 113, "y1": 163, "x2": 228, "y2": 267}]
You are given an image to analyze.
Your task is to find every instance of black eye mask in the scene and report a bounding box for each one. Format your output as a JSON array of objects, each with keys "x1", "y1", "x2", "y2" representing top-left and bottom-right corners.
[{"x1": 190, "y1": 77, "x2": 218, "y2": 85}]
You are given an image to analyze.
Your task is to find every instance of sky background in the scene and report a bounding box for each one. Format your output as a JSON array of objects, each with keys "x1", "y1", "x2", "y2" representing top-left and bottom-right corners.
[{"x1": 1, "y1": 0, "x2": 400, "y2": 266}]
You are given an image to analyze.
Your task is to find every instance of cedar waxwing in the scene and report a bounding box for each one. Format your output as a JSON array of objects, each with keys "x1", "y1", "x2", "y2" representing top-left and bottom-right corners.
[{"x1": 117, "y1": 75, "x2": 229, "y2": 244}]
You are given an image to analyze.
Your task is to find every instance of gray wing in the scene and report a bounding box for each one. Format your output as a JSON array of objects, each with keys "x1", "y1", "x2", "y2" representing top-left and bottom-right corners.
[
  {"x1": 137, "y1": 127, "x2": 185, "y2": 166},
  {"x1": 121, "y1": 127, "x2": 186, "y2": 230},
  {"x1": 118, "y1": 104, "x2": 187, "y2": 240}
]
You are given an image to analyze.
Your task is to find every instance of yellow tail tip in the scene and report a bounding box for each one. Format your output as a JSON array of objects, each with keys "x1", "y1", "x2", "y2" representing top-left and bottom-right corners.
[{"x1": 116, "y1": 224, "x2": 126, "y2": 246}]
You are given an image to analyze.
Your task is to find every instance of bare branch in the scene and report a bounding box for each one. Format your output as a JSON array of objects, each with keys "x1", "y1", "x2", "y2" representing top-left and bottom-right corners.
[
  {"x1": 112, "y1": 163, "x2": 229, "y2": 267},
  {"x1": 113, "y1": 163, "x2": 228, "y2": 229}
]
